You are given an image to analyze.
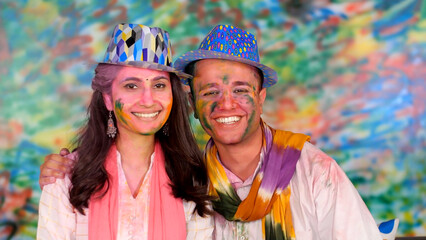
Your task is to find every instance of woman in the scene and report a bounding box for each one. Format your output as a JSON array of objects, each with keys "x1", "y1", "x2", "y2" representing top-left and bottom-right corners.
[{"x1": 37, "y1": 23, "x2": 212, "y2": 240}]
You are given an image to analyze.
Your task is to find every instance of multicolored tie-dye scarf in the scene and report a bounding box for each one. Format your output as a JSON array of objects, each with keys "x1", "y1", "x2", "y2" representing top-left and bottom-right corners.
[{"x1": 206, "y1": 123, "x2": 310, "y2": 240}]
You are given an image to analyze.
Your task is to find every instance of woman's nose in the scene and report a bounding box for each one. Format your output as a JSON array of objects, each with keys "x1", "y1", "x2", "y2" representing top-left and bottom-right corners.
[{"x1": 139, "y1": 88, "x2": 154, "y2": 107}]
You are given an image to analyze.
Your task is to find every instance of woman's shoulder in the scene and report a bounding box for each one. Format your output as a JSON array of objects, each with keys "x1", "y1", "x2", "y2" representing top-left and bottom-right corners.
[
  {"x1": 42, "y1": 174, "x2": 72, "y2": 197},
  {"x1": 182, "y1": 200, "x2": 214, "y2": 239},
  {"x1": 182, "y1": 200, "x2": 196, "y2": 219},
  {"x1": 182, "y1": 200, "x2": 213, "y2": 219}
]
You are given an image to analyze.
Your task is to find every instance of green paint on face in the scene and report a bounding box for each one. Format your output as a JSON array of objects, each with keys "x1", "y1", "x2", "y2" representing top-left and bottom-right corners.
[
  {"x1": 241, "y1": 95, "x2": 256, "y2": 139},
  {"x1": 247, "y1": 95, "x2": 255, "y2": 106},
  {"x1": 243, "y1": 108, "x2": 256, "y2": 139},
  {"x1": 139, "y1": 132, "x2": 152, "y2": 136},
  {"x1": 114, "y1": 99, "x2": 129, "y2": 126},
  {"x1": 210, "y1": 101, "x2": 218, "y2": 114},
  {"x1": 201, "y1": 113, "x2": 212, "y2": 132},
  {"x1": 196, "y1": 99, "x2": 213, "y2": 132},
  {"x1": 222, "y1": 75, "x2": 229, "y2": 84}
]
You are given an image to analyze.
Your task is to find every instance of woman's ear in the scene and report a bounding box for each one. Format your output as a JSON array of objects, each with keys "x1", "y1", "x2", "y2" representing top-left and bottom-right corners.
[{"x1": 103, "y1": 93, "x2": 113, "y2": 111}]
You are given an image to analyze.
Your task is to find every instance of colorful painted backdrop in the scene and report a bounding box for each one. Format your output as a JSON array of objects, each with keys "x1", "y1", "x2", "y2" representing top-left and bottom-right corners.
[{"x1": 0, "y1": 0, "x2": 425, "y2": 238}]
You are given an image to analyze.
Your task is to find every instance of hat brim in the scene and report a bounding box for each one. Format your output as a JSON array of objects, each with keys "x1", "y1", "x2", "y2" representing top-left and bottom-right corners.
[
  {"x1": 101, "y1": 61, "x2": 192, "y2": 80},
  {"x1": 174, "y1": 49, "x2": 278, "y2": 88}
]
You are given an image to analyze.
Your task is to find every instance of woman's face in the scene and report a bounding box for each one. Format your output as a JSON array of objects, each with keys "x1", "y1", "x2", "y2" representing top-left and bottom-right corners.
[{"x1": 103, "y1": 66, "x2": 173, "y2": 136}]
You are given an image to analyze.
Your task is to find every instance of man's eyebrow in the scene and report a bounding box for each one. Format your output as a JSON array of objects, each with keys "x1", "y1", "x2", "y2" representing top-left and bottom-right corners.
[
  {"x1": 232, "y1": 81, "x2": 252, "y2": 87},
  {"x1": 199, "y1": 83, "x2": 219, "y2": 91}
]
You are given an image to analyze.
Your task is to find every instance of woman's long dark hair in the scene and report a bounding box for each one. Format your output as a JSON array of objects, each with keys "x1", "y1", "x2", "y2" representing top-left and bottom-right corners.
[{"x1": 69, "y1": 64, "x2": 212, "y2": 216}]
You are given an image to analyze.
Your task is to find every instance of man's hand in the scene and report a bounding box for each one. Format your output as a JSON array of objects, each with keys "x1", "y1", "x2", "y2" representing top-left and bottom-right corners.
[{"x1": 39, "y1": 148, "x2": 74, "y2": 190}]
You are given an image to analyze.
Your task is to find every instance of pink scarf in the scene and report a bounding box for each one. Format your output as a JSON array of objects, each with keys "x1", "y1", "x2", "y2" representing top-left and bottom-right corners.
[{"x1": 88, "y1": 141, "x2": 186, "y2": 239}]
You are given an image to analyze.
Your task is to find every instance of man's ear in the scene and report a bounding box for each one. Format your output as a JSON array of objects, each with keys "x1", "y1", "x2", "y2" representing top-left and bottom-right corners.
[
  {"x1": 188, "y1": 92, "x2": 199, "y2": 119},
  {"x1": 103, "y1": 92, "x2": 113, "y2": 111},
  {"x1": 259, "y1": 88, "x2": 267, "y2": 114}
]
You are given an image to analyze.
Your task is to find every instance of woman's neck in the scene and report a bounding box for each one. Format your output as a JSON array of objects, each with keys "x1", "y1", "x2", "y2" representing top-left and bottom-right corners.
[
  {"x1": 115, "y1": 132, "x2": 156, "y2": 197},
  {"x1": 115, "y1": 131, "x2": 155, "y2": 168}
]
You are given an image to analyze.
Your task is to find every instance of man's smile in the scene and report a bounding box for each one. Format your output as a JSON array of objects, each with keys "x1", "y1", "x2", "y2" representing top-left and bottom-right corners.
[{"x1": 214, "y1": 116, "x2": 241, "y2": 124}]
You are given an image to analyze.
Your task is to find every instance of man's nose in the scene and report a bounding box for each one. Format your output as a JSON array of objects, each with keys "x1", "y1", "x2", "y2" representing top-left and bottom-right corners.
[{"x1": 217, "y1": 90, "x2": 236, "y2": 110}]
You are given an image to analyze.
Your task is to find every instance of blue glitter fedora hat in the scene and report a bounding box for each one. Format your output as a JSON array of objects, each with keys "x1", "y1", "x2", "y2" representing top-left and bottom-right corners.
[
  {"x1": 102, "y1": 23, "x2": 191, "y2": 79},
  {"x1": 174, "y1": 24, "x2": 277, "y2": 88}
]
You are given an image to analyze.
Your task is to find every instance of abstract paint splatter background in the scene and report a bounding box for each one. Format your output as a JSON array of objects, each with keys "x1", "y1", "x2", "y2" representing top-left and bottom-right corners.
[{"x1": 0, "y1": 0, "x2": 425, "y2": 238}]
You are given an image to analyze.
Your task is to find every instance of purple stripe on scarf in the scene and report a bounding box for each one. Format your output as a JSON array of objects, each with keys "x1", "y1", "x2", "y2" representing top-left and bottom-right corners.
[
  {"x1": 276, "y1": 147, "x2": 301, "y2": 189},
  {"x1": 257, "y1": 126, "x2": 275, "y2": 193},
  {"x1": 259, "y1": 127, "x2": 303, "y2": 193}
]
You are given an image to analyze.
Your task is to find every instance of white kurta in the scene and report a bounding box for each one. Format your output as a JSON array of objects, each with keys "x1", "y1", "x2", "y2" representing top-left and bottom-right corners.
[{"x1": 213, "y1": 142, "x2": 383, "y2": 240}]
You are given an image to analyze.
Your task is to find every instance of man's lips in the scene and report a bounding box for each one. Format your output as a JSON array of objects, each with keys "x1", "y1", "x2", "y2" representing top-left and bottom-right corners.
[{"x1": 214, "y1": 116, "x2": 241, "y2": 124}]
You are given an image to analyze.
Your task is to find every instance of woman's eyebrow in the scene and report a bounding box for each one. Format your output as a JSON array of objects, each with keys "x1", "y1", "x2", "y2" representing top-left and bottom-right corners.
[
  {"x1": 119, "y1": 77, "x2": 143, "y2": 83},
  {"x1": 152, "y1": 76, "x2": 170, "y2": 81},
  {"x1": 120, "y1": 76, "x2": 169, "y2": 83}
]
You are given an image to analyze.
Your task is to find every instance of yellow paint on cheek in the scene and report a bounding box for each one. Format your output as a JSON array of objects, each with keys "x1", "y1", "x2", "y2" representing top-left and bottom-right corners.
[
  {"x1": 115, "y1": 100, "x2": 131, "y2": 125},
  {"x1": 161, "y1": 97, "x2": 173, "y2": 127},
  {"x1": 114, "y1": 99, "x2": 139, "y2": 133},
  {"x1": 195, "y1": 100, "x2": 204, "y2": 118},
  {"x1": 196, "y1": 99, "x2": 213, "y2": 132}
]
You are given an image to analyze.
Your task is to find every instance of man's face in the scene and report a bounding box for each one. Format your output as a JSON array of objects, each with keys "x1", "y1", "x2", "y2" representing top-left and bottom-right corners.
[{"x1": 190, "y1": 59, "x2": 266, "y2": 145}]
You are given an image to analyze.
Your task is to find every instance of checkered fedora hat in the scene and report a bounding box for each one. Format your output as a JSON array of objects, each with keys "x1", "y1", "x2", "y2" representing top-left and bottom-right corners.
[
  {"x1": 174, "y1": 24, "x2": 277, "y2": 87},
  {"x1": 102, "y1": 23, "x2": 191, "y2": 79}
]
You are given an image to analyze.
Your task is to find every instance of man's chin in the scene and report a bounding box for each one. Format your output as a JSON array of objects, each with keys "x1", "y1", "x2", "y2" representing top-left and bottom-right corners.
[{"x1": 211, "y1": 134, "x2": 243, "y2": 146}]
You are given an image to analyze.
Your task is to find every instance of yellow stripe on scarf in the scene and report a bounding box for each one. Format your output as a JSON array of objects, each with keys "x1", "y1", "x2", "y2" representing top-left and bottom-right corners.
[
  {"x1": 206, "y1": 143, "x2": 234, "y2": 197},
  {"x1": 272, "y1": 130, "x2": 310, "y2": 151},
  {"x1": 234, "y1": 175, "x2": 278, "y2": 221},
  {"x1": 273, "y1": 187, "x2": 295, "y2": 238}
]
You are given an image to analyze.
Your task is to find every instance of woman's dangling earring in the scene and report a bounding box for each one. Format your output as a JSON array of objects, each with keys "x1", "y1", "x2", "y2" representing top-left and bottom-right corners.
[{"x1": 107, "y1": 111, "x2": 117, "y2": 138}]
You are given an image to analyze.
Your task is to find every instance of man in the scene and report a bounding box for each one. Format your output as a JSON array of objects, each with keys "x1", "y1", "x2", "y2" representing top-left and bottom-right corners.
[{"x1": 40, "y1": 25, "x2": 384, "y2": 239}]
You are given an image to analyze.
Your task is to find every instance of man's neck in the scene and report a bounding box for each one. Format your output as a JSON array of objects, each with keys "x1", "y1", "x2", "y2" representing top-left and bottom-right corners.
[{"x1": 215, "y1": 125, "x2": 263, "y2": 181}]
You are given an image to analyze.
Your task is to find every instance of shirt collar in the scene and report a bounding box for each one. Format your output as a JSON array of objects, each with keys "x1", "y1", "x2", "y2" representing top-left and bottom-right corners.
[{"x1": 216, "y1": 150, "x2": 264, "y2": 189}]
